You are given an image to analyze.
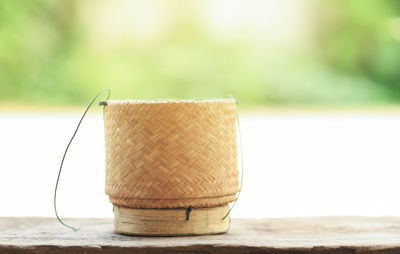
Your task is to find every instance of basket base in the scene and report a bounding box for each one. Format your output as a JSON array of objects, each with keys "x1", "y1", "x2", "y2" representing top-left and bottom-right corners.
[{"x1": 113, "y1": 205, "x2": 231, "y2": 236}]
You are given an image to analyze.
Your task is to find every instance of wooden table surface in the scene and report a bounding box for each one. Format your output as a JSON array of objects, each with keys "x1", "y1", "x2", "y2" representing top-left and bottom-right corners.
[{"x1": 1, "y1": 217, "x2": 400, "y2": 253}]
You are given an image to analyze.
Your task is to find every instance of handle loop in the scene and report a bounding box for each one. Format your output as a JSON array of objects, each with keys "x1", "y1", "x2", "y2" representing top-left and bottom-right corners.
[
  {"x1": 222, "y1": 96, "x2": 244, "y2": 220},
  {"x1": 54, "y1": 88, "x2": 110, "y2": 231}
]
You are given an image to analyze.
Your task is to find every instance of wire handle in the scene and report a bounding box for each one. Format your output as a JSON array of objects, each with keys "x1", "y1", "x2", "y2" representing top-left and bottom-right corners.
[
  {"x1": 54, "y1": 88, "x2": 110, "y2": 231},
  {"x1": 222, "y1": 96, "x2": 244, "y2": 220}
]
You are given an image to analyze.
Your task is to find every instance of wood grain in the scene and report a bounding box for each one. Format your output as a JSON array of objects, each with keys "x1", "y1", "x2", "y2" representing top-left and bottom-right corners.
[{"x1": 1, "y1": 217, "x2": 400, "y2": 253}]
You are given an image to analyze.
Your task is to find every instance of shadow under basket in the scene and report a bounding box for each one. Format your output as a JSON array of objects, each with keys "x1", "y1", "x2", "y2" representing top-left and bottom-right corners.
[
  {"x1": 113, "y1": 205, "x2": 231, "y2": 236},
  {"x1": 103, "y1": 99, "x2": 239, "y2": 236}
]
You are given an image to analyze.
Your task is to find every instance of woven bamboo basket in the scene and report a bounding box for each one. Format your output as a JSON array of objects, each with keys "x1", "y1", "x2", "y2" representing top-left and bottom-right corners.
[{"x1": 103, "y1": 99, "x2": 239, "y2": 236}]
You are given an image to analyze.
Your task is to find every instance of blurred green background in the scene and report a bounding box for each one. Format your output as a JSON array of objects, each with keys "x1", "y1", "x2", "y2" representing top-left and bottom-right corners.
[{"x1": 1, "y1": 0, "x2": 400, "y2": 107}]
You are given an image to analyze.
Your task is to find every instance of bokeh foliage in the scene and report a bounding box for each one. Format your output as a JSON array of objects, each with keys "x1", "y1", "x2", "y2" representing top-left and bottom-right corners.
[{"x1": 1, "y1": 0, "x2": 400, "y2": 106}]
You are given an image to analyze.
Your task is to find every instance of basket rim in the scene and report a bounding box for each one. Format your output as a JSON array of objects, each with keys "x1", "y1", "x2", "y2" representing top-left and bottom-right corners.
[{"x1": 106, "y1": 98, "x2": 236, "y2": 105}]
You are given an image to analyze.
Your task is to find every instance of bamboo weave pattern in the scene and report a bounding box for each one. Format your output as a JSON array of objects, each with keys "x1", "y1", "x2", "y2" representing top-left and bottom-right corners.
[{"x1": 104, "y1": 99, "x2": 239, "y2": 208}]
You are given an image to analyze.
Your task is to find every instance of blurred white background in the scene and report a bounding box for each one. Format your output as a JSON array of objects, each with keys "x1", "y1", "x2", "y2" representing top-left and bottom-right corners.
[{"x1": 1, "y1": 110, "x2": 400, "y2": 218}]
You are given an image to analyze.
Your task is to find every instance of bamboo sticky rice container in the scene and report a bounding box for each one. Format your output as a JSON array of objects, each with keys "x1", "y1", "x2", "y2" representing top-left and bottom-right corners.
[{"x1": 103, "y1": 99, "x2": 239, "y2": 236}]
